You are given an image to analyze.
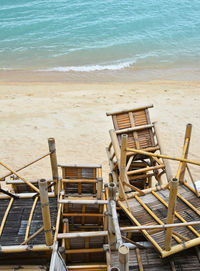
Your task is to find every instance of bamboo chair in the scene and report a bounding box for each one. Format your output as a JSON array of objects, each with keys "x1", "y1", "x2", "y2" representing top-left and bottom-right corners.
[
  {"x1": 106, "y1": 105, "x2": 167, "y2": 190},
  {"x1": 56, "y1": 164, "x2": 108, "y2": 268}
]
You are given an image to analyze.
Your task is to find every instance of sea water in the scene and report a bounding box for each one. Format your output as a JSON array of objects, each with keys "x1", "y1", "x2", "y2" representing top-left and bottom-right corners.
[{"x1": 0, "y1": 0, "x2": 200, "y2": 72}]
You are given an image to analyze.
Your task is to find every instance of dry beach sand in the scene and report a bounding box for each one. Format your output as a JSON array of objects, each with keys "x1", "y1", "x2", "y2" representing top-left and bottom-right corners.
[{"x1": 0, "y1": 78, "x2": 200, "y2": 185}]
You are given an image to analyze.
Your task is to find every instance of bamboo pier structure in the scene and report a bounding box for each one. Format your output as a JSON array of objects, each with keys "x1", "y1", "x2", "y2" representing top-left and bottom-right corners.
[{"x1": 1, "y1": 105, "x2": 200, "y2": 270}]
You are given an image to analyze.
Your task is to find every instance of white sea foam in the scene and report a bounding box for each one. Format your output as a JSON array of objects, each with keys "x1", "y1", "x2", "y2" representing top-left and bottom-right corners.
[{"x1": 39, "y1": 60, "x2": 134, "y2": 72}]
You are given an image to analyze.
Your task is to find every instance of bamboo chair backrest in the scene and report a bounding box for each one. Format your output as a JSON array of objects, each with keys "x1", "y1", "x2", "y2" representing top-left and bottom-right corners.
[
  {"x1": 61, "y1": 165, "x2": 100, "y2": 179},
  {"x1": 107, "y1": 105, "x2": 155, "y2": 150},
  {"x1": 59, "y1": 165, "x2": 101, "y2": 195}
]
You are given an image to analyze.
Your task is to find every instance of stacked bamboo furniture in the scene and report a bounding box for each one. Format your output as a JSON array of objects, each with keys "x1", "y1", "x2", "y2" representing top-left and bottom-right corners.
[
  {"x1": 1, "y1": 106, "x2": 200, "y2": 270},
  {"x1": 106, "y1": 105, "x2": 171, "y2": 196},
  {"x1": 53, "y1": 164, "x2": 108, "y2": 271}
]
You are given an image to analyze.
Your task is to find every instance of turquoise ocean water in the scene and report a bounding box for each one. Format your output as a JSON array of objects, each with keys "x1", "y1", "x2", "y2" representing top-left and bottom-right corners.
[{"x1": 0, "y1": 0, "x2": 200, "y2": 72}]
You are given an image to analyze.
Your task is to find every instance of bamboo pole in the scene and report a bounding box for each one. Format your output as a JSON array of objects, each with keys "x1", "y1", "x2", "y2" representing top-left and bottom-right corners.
[
  {"x1": 108, "y1": 183, "x2": 117, "y2": 249},
  {"x1": 126, "y1": 147, "x2": 200, "y2": 167},
  {"x1": 24, "y1": 196, "x2": 38, "y2": 241},
  {"x1": 109, "y1": 130, "x2": 121, "y2": 161},
  {"x1": 119, "y1": 134, "x2": 131, "y2": 197},
  {"x1": 116, "y1": 124, "x2": 154, "y2": 134},
  {"x1": 57, "y1": 231, "x2": 108, "y2": 239},
  {"x1": 119, "y1": 244, "x2": 129, "y2": 271},
  {"x1": 0, "y1": 191, "x2": 55, "y2": 200},
  {"x1": 97, "y1": 177, "x2": 103, "y2": 199},
  {"x1": 164, "y1": 178, "x2": 178, "y2": 251},
  {"x1": 0, "y1": 161, "x2": 40, "y2": 193},
  {"x1": 21, "y1": 226, "x2": 44, "y2": 245},
  {"x1": 120, "y1": 220, "x2": 200, "y2": 231},
  {"x1": 0, "y1": 244, "x2": 52, "y2": 253},
  {"x1": 135, "y1": 248, "x2": 144, "y2": 271},
  {"x1": 178, "y1": 124, "x2": 192, "y2": 183},
  {"x1": 0, "y1": 198, "x2": 14, "y2": 236},
  {"x1": 48, "y1": 138, "x2": 59, "y2": 195},
  {"x1": 0, "y1": 152, "x2": 51, "y2": 181},
  {"x1": 58, "y1": 199, "x2": 108, "y2": 204},
  {"x1": 161, "y1": 237, "x2": 200, "y2": 258},
  {"x1": 110, "y1": 200, "x2": 123, "y2": 248},
  {"x1": 39, "y1": 179, "x2": 53, "y2": 246},
  {"x1": 153, "y1": 122, "x2": 173, "y2": 183}
]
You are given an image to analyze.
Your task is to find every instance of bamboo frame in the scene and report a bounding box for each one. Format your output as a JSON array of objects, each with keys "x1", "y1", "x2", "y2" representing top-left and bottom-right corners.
[
  {"x1": 0, "y1": 152, "x2": 51, "y2": 181},
  {"x1": 126, "y1": 147, "x2": 200, "y2": 167},
  {"x1": 0, "y1": 161, "x2": 40, "y2": 193}
]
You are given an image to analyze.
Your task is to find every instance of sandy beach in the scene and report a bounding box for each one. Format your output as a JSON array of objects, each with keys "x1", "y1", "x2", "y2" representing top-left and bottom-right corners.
[{"x1": 0, "y1": 77, "x2": 200, "y2": 184}]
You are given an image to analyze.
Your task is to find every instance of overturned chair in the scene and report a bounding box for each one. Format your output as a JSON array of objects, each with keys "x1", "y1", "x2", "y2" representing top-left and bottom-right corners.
[{"x1": 106, "y1": 104, "x2": 171, "y2": 196}]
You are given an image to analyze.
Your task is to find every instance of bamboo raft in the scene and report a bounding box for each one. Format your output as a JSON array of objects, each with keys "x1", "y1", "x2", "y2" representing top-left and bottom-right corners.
[{"x1": 0, "y1": 106, "x2": 200, "y2": 270}]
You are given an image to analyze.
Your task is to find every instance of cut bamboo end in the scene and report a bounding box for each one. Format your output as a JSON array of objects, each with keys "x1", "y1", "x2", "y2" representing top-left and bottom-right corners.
[
  {"x1": 119, "y1": 244, "x2": 129, "y2": 271},
  {"x1": 108, "y1": 182, "x2": 117, "y2": 201},
  {"x1": 39, "y1": 179, "x2": 53, "y2": 246},
  {"x1": 110, "y1": 268, "x2": 120, "y2": 271}
]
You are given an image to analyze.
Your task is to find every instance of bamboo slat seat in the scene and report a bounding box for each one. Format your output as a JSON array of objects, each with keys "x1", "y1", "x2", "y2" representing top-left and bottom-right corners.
[
  {"x1": 118, "y1": 183, "x2": 200, "y2": 258},
  {"x1": 111, "y1": 247, "x2": 200, "y2": 270}
]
